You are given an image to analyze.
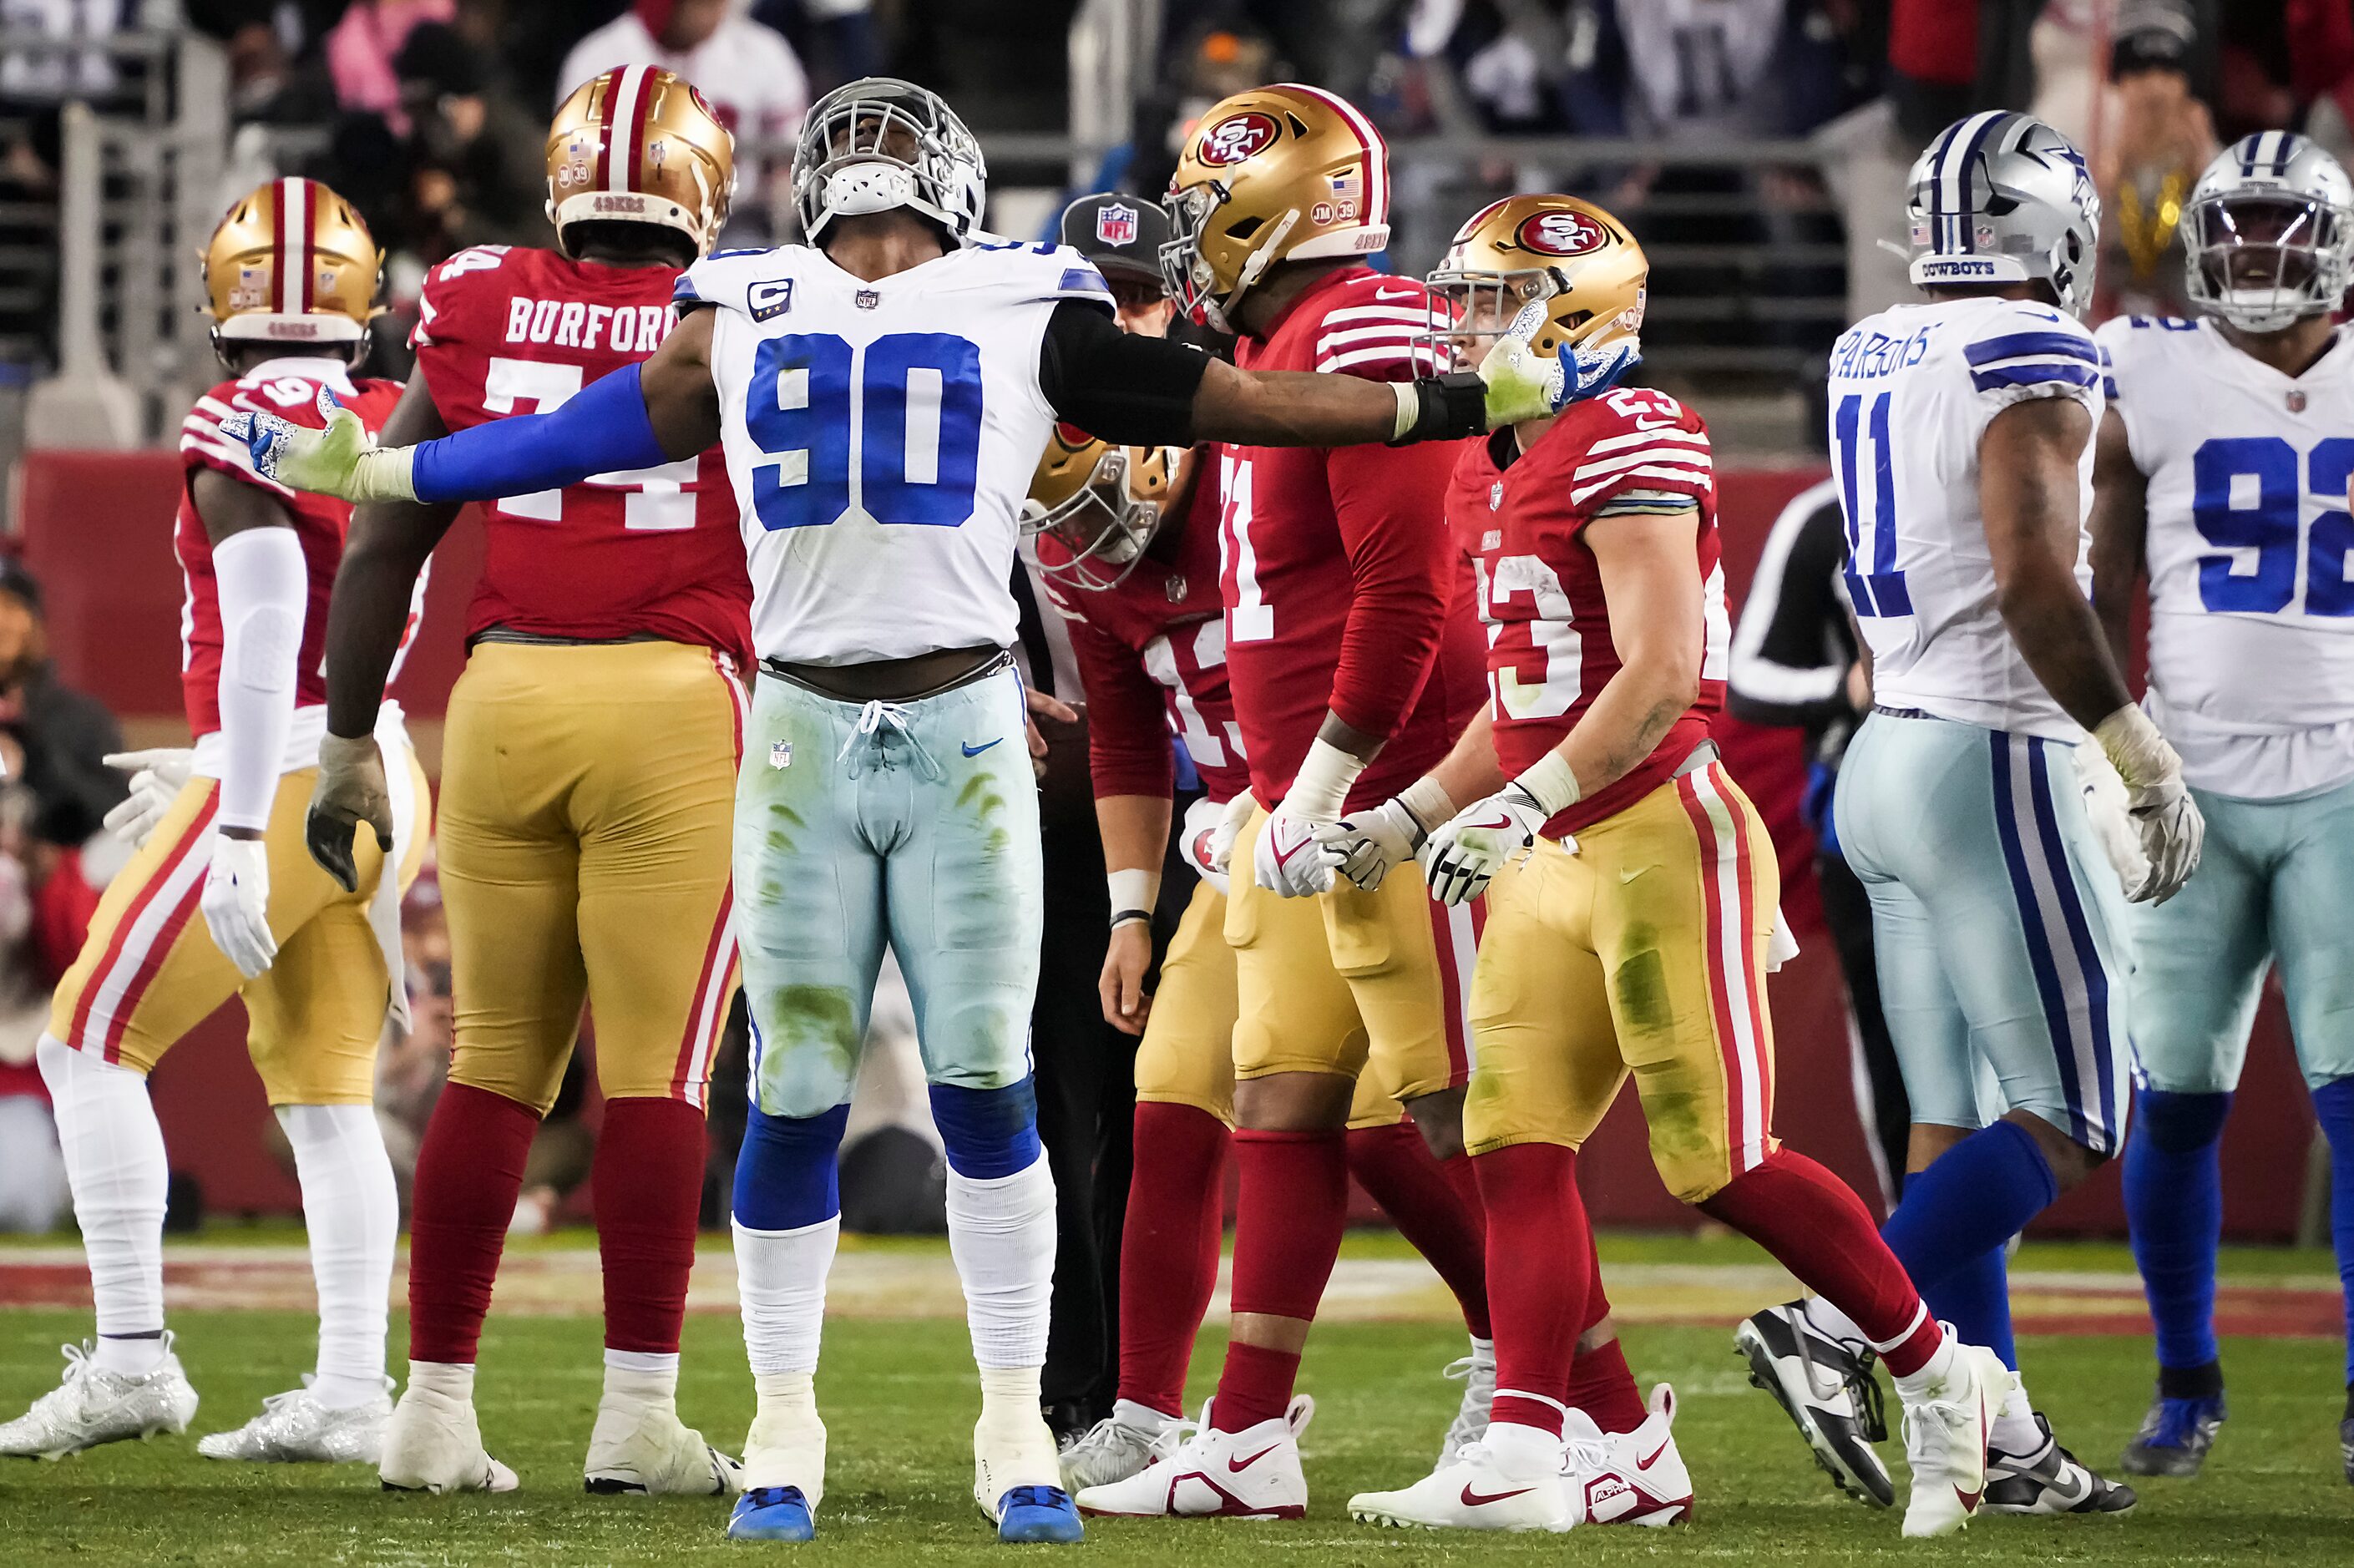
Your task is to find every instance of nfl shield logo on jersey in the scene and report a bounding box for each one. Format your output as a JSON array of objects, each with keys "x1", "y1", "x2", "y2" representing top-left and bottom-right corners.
[
  {"x1": 1096, "y1": 202, "x2": 1139, "y2": 247},
  {"x1": 769, "y1": 739, "x2": 792, "y2": 770}
]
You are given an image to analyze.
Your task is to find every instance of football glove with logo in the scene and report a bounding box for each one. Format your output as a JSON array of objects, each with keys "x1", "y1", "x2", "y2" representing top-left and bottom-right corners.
[
  {"x1": 201, "y1": 834, "x2": 276, "y2": 979},
  {"x1": 220, "y1": 387, "x2": 415, "y2": 503},
  {"x1": 1421, "y1": 783, "x2": 1552, "y2": 907},
  {"x1": 2093, "y1": 706, "x2": 2204, "y2": 904}
]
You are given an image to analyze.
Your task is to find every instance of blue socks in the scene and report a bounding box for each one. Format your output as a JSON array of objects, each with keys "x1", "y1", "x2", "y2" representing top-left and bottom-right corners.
[
  {"x1": 2312, "y1": 1077, "x2": 2354, "y2": 1388},
  {"x1": 2124, "y1": 1086, "x2": 2232, "y2": 1388},
  {"x1": 734, "y1": 1103, "x2": 851, "y2": 1230},
  {"x1": 1881, "y1": 1119, "x2": 2058, "y2": 1359}
]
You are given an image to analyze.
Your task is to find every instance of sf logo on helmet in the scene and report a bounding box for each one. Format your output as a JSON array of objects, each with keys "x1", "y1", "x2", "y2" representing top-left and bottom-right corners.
[
  {"x1": 1198, "y1": 111, "x2": 1280, "y2": 167},
  {"x1": 1516, "y1": 210, "x2": 1608, "y2": 257}
]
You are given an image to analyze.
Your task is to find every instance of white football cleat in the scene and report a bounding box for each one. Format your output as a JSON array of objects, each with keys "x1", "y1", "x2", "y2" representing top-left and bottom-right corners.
[
  {"x1": 1437, "y1": 1343, "x2": 1496, "y2": 1464},
  {"x1": 0, "y1": 1338, "x2": 198, "y2": 1459},
  {"x1": 1058, "y1": 1399, "x2": 1182, "y2": 1492},
  {"x1": 1900, "y1": 1337, "x2": 2014, "y2": 1539},
  {"x1": 740, "y1": 1393, "x2": 827, "y2": 1512},
  {"x1": 584, "y1": 1392, "x2": 742, "y2": 1495},
  {"x1": 377, "y1": 1382, "x2": 519, "y2": 1494},
  {"x1": 199, "y1": 1377, "x2": 390, "y2": 1464},
  {"x1": 1347, "y1": 1439, "x2": 1573, "y2": 1532},
  {"x1": 1576, "y1": 1384, "x2": 1694, "y2": 1526},
  {"x1": 1075, "y1": 1396, "x2": 1314, "y2": 1519}
]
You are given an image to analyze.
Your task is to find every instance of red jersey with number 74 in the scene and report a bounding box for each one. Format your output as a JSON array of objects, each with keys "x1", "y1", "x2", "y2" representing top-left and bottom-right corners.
[
  {"x1": 411, "y1": 244, "x2": 752, "y2": 666},
  {"x1": 1447, "y1": 385, "x2": 1730, "y2": 838}
]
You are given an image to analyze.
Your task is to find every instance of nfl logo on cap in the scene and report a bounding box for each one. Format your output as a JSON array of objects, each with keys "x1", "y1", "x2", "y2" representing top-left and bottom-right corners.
[{"x1": 1096, "y1": 202, "x2": 1140, "y2": 247}]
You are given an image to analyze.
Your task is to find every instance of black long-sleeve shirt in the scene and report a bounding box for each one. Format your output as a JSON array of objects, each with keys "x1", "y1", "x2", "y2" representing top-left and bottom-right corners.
[{"x1": 1727, "y1": 476, "x2": 1862, "y2": 758}]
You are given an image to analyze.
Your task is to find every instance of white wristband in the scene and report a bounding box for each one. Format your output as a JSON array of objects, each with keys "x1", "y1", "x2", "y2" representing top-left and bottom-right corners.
[
  {"x1": 1513, "y1": 751, "x2": 1583, "y2": 817},
  {"x1": 1107, "y1": 867, "x2": 1159, "y2": 928},
  {"x1": 350, "y1": 443, "x2": 418, "y2": 504},
  {"x1": 1285, "y1": 737, "x2": 1369, "y2": 821},
  {"x1": 1395, "y1": 775, "x2": 1456, "y2": 834},
  {"x1": 1390, "y1": 381, "x2": 1420, "y2": 443},
  {"x1": 2092, "y1": 704, "x2": 2179, "y2": 793}
]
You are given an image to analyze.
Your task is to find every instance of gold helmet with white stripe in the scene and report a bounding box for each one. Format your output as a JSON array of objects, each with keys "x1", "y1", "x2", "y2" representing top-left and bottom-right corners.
[
  {"x1": 1024, "y1": 424, "x2": 1182, "y2": 590},
  {"x1": 1161, "y1": 82, "x2": 1392, "y2": 331},
  {"x1": 203, "y1": 178, "x2": 382, "y2": 360},
  {"x1": 1424, "y1": 195, "x2": 1647, "y2": 374},
  {"x1": 547, "y1": 65, "x2": 736, "y2": 257}
]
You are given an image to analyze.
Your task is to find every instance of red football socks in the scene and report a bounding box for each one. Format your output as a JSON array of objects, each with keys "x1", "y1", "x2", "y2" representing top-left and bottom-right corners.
[
  {"x1": 407, "y1": 1082, "x2": 538, "y2": 1364},
  {"x1": 1698, "y1": 1147, "x2": 1944, "y2": 1377},
  {"x1": 593, "y1": 1096, "x2": 707, "y2": 1356},
  {"x1": 1344, "y1": 1122, "x2": 1492, "y2": 1338},
  {"x1": 1476, "y1": 1141, "x2": 1590, "y2": 1436},
  {"x1": 1212, "y1": 1128, "x2": 1348, "y2": 1433},
  {"x1": 1118, "y1": 1101, "x2": 1230, "y2": 1418},
  {"x1": 1567, "y1": 1220, "x2": 1648, "y2": 1432}
]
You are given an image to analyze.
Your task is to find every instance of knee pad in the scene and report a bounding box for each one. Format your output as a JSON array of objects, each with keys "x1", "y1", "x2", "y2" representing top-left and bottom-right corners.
[
  {"x1": 928, "y1": 1077, "x2": 1042, "y2": 1180},
  {"x1": 734, "y1": 1103, "x2": 849, "y2": 1231},
  {"x1": 2134, "y1": 1087, "x2": 2232, "y2": 1155}
]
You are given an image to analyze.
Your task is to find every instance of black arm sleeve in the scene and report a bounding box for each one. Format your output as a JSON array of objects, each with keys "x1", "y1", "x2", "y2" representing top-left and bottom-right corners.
[
  {"x1": 1726, "y1": 496, "x2": 1860, "y2": 735},
  {"x1": 1037, "y1": 299, "x2": 1210, "y2": 447}
]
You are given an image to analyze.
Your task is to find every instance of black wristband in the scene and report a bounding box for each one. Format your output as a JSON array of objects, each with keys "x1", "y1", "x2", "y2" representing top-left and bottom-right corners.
[
  {"x1": 1390, "y1": 371, "x2": 1487, "y2": 446},
  {"x1": 1110, "y1": 908, "x2": 1152, "y2": 929}
]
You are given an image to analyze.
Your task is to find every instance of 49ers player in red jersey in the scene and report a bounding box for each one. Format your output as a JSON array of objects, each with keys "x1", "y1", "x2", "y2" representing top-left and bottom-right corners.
[
  {"x1": 1339, "y1": 197, "x2": 2011, "y2": 1540},
  {"x1": 0, "y1": 180, "x2": 433, "y2": 1469},
  {"x1": 309, "y1": 68, "x2": 751, "y2": 1496},
  {"x1": 1033, "y1": 198, "x2": 1505, "y2": 1497}
]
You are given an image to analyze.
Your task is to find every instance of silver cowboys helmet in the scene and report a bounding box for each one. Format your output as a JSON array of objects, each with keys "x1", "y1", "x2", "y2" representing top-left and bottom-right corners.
[
  {"x1": 793, "y1": 77, "x2": 986, "y2": 245},
  {"x1": 1905, "y1": 111, "x2": 2101, "y2": 317},
  {"x1": 2184, "y1": 131, "x2": 2354, "y2": 334}
]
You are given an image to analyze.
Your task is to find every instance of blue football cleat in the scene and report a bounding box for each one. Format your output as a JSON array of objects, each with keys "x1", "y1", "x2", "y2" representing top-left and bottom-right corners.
[
  {"x1": 2119, "y1": 1391, "x2": 2225, "y2": 1478},
  {"x1": 726, "y1": 1485, "x2": 817, "y2": 1541},
  {"x1": 995, "y1": 1484, "x2": 1084, "y2": 1543}
]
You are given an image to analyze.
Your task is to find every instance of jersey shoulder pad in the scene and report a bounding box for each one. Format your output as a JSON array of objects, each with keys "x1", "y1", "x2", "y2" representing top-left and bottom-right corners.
[
  {"x1": 1305, "y1": 271, "x2": 1443, "y2": 380},
  {"x1": 676, "y1": 245, "x2": 809, "y2": 318},
  {"x1": 946, "y1": 238, "x2": 1114, "y2": 307},
  {"x1": 1955, "y1": 299, "x2": 2101, "y2": 402}
]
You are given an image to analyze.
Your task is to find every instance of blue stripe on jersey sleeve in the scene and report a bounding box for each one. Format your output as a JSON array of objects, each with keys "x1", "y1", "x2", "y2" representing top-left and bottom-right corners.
[
  {"x1": 1963, "y1": 330, "x2": 2098, "y2": 367},
  {"x1": 1970, "y1": 362, "x2": 2100, "y2": 392},
  {"x1": 1058, "y1": 266, "x2": 1111, "y2": 294},
  {"x1": 671, "y1": 273, "x2": 703, "y2": 306}
]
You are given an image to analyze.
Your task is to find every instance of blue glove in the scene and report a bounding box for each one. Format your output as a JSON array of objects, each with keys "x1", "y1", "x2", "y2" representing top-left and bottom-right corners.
[{"x1": 1556, "y1": 336, "x2": 1642, "y2": 407}]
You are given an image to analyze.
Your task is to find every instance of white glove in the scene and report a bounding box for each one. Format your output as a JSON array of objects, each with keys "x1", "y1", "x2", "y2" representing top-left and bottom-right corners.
[
  {"x1": 101, "y1": 748, "x2": 194, "y2": 848},
  {"x1": 1420, "y1": 781, "x2": 1552, "y2": 907},
  {"x1": 2093, "y1": 706, "x2": 2205, "y2": 904},
  {"x1": 217, "y1": 386, "x2": 416, "y2": 503},
  {"x1": 1253, "y1": 804, "x2": 1339, "y2": 897},
  {"x1": 1314, "y1": 777, "x2": 1455, "y2": 893},
  {"x1": 200, "y1": 833, "x2": 278, "y2": 979},
  {"x1": 1205, "y1": 790, "x2": 1256, "y2": 878},
  {"x1": 1180, "y1": 795, "x2": 1235, "y2": 895},
  {"x1": 2072, "y1": 741, "x2": 2149, "y2": 897}
]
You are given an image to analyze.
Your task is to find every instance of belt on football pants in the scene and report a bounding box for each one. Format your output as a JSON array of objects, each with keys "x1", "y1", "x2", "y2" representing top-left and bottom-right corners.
[{"x1": 759, "y1": 646, "x2": 1014, "y2": 703}]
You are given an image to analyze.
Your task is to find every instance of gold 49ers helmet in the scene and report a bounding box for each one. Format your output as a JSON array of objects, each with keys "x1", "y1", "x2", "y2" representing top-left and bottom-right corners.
[
  {"x1": 1024, "y1": 425, "x2": 1182, "y2": 590},
  {"x1": 1162, "y1": 83, "x2": 1392, "y2": 331},
  {"x1": 1425, "y1": 195, "x2": 1647, "y2": 389},
  {"x1": 547, "y1": 66, "x2": 735, "y2": 255},
  {"x1": 204, "y1": 178, "x2": 382, "y2": 357}
]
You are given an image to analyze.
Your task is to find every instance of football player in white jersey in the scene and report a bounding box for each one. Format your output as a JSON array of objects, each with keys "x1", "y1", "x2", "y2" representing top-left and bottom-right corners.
[
  {"x1": 1737, "y1": 110, "x2": 2198, "y2": 1520},
  {"x1": 225, "y1": 78, "x2": 1538, "y2": 1545},
  {"x1": 2093, "y1": 130, "x2": 2354, "y2": 1485}
]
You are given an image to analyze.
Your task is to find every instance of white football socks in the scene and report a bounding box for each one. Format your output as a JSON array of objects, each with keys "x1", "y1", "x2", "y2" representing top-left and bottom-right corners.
[
  {"x1": 38, "y1": 1036, "x2": 168, "y2": 1372},
  {"x1": 733, "y1": 1215, "x2": 838, "y2": 1376},
  {"x1": 276, "y1": 1103, "x2": 396, "y2": 1409},
  {"x1": 604, "y1": 1348, "x2": 681, "y2": 1404},
  {"x1": 944, "y1": 1153, "x2": 1056, "y2": 1371},
  {"x1": 1991, "y1": 1377, "x2": 2041, "y2": 1452}
]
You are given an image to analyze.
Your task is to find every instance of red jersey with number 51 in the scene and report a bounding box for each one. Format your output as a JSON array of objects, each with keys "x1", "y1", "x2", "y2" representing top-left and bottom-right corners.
[
  {"x1": 1448, "y1": 385, "x2": 1730, "y2": 838},
  {"x1": 175, "y1": 361, "x2": 408, "y2": 738},
  {"x1": 411, "y1": 245, "x2": 751, "y2": 665}
]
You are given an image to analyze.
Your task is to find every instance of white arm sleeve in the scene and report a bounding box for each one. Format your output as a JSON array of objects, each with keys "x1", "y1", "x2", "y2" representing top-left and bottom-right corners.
[{"x1": 211, "y1": 527, "x2": 307, "y2": 832}]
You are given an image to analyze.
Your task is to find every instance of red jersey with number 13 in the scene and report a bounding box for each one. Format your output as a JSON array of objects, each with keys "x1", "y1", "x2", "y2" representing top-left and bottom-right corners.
[
  {"x1": 1449, "y1": 385, "x2": 1729, "y2": 838},
  {"x1": 412, "y1": 244, "x2": 752, "y2": 666}
]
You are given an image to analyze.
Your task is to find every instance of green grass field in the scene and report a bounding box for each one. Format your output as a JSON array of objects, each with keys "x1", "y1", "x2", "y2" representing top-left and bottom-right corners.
[{"x1": 2, "y1": 1237, "x2": 2349, "y2": 1565}]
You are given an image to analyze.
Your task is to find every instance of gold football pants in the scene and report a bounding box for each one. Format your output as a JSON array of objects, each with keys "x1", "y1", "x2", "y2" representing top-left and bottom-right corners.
[{"x1": 437, "y1": 640, "x2": 743, "y2": 1114}]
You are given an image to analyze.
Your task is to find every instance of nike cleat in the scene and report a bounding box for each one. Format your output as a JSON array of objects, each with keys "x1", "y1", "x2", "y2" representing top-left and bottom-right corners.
[
  {"x1": 1736, "y1": 1302, "x2": 1894, "y2": 1507},
  {"x1": 1075, "y1": 1396, "x2": 1314, "y2": 1519},
  {"x1": 1988, "y1": 1412, "x2": 2136, "y2": 1515},
  {"x1": 0, "y1": 1337, "x2": 198, "y2": 1459},
  {"x1": 1436, "y1": 1343, "x2": 1497, "y2": 1464},
  {"x1": 727, "y1": 1485, "x2": 816, "y2": 1541},
  {"x1": 584, "y1": 1392, "x2": 742, "y2": 1495},
  {"x1": 1058, "y1": 1401, "x2": 1181, "y2": 1492},
  {"x1": 199, "y1": 1377, "x2": 390, "y2": 1463},
  {"x1": 377, "y1": 1383, "x2": 518, "y2": 1494},
  {"x1": 2120, "y1": 1389, "x2": 2225, "y2": 1478},
  {"x1": 994, "y1": 1484, "x2": 1085, "y2": 1543},
  {"x1": 1899, "y1": 1337, "x2": 2013, "y2": 1539},
  {"x1": 1347, "y1": 1439, "x2": 1572, "y2": 1532},
  {"x1": 1577, "y1": 1384, "x2": 1695, "y2": 1526}
]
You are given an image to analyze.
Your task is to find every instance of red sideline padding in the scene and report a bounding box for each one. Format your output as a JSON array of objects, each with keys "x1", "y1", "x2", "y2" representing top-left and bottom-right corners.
[{"x1": 11, "y1": 453, "x2": 2318, "y2": 1236}]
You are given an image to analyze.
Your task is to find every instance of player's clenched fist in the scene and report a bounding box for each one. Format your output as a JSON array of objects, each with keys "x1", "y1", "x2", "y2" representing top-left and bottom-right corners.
[
  {"x1": 2093, "y1": 706, "x2": 2205, "y2": 904},
  {"x1": 1420, "y1": 783, "x2": 1551, "y2": 907},
  {"x1": 306, "y1": 733, "x2": 394, "y2": 893}
]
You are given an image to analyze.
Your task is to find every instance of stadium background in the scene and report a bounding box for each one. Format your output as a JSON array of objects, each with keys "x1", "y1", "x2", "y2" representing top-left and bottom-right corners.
[{"x1": 0, "y1": 0, "x2": 2331, "y2": 1247}]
